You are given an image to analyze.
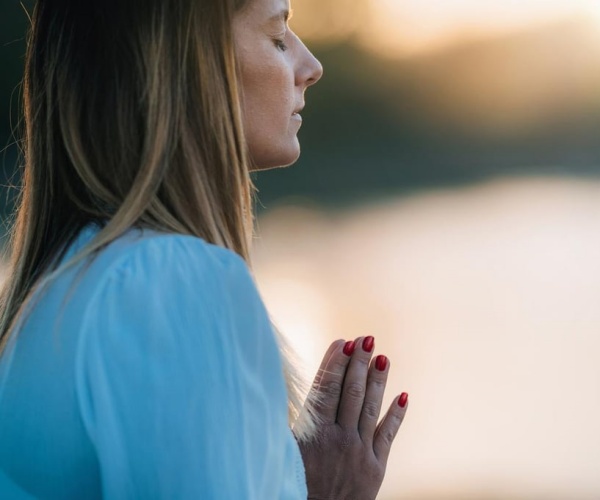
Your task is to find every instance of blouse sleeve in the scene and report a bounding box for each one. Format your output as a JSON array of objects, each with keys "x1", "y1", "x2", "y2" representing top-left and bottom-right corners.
[{"x1": 74, "y1": 235, "x2": 292, "y2": 499}]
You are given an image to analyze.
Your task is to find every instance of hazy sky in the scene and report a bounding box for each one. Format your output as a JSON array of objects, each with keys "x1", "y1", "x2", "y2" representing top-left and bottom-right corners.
[
  {"x1": 293, "y1": 0, "x2": 600, "y2": 55},
  {"x1": 364, "y1": 0, "x2": 600, "y2": 53}
]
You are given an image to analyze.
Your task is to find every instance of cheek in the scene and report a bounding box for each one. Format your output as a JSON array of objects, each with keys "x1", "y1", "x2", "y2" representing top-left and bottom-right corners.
[
  {"x1": 241, "y1": 60, "x2": 293, "y2": 123},
  {"x1": 241, "y1": 62, "x2": 294, "y2": 125},
  {"x1": 239, "y1": 56, "x2": 297, "y2": 163}
]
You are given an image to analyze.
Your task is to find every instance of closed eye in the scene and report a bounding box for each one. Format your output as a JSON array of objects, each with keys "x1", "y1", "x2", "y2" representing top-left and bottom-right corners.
[{"x1": 274, "y1": 38, "x2": 288, "y2": 51}]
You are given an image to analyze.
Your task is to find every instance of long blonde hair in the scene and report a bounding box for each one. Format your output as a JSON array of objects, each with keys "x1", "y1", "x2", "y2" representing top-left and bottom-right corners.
[{"x1": 0, "y1": 0, "x2": 319, "y2": 441}]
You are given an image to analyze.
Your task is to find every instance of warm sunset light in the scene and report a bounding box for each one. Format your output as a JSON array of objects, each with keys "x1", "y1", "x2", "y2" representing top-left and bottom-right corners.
[
  {"x1": 363, "y1": 0, "x2": 600, "y2": 54},
  {"x1": 253, "y1": 178, "x2": 600, "y2": 499},
  {"x1": 366, "y1": 0, "x2": 598, "y2": 51},
  {"x1": 293, "y1": 0, "x2": 600, "y2": 55}
]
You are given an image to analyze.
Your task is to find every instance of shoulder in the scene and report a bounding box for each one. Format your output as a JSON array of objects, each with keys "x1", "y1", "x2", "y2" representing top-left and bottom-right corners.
[
  {"x1": 74, "y1": 229, "x2": 276, "y2": 386},
  {"x1": 72, "y1": 229, "x2": 256, "y2": 308},
  {"x1": 105, "y1": 231, "x2": 261, "y2": 323},
  {"x1": 55, "y1": 229, "x2": 268, "y2": 352},
  {"x1": 103, "y1": 230, "x2": 250, "y2": 286},
  {"x1": 92, "y1": 231, "x2": 262, "y2": 330},
  {"x1": 74, "y1": 230, "x2": 282, "y2": 413},
  {"x1": 68, "y1": 236, "x2": 291, "y2": 500}
]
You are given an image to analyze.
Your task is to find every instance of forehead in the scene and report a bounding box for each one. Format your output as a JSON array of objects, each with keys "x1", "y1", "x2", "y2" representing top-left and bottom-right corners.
[{"x1": 239, "y1": 0, "x2": 291, "y2": 22}]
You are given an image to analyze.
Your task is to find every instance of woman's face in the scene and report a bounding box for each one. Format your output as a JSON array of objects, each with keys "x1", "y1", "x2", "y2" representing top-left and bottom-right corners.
[{"x1": 233, "y1": 0, "x2": 323, "y2": 170}]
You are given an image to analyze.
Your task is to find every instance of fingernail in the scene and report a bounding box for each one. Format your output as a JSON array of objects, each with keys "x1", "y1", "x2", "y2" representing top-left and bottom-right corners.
[
  {"x1": 398, "y1": 392, "x2": 409, "y2": 408},
  {"x1": 362, "y1": 336, "x2": 374, "y2": 353},
  {"x1": 375, "y1": 355, "x2": 388, "y2": 371},
  {"x1": 343, "y1": 340, "x2": 356, "y2": 356}
]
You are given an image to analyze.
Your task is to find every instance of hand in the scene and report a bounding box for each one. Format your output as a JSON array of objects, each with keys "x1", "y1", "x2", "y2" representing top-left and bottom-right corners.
[{"x1": 296, "y1": 336, "x2": 408, "y2": 500}]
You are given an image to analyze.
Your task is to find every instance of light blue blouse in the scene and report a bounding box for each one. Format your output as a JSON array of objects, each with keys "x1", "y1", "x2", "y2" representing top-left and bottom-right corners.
[{"x1": 0, "y1": 224, "x2": 308, "y2": 499}]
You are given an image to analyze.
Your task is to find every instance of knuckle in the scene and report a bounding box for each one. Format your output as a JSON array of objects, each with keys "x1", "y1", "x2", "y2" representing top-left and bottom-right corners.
[
  {"x1": 372, "y1": 467, "x2": 385, "y2": 484},
  {"x1": 361, "y1": 401, "x2": 380, "y2": 419},
  {"x1": 355, "y1": 355, "x2": 371, "y2": 368},
  {"x1": 331, "y1": 357, "x2": 349, "y2": 372},
  {"x1": 391, "y1": 411, "x2": 403, "y2": 425},
  {"x1": 369, "y1": 377, "x2": 386, "y2": 392},
  {"x1": 381, "y1": 431, "x2": 394, "y2": 448},
  {"x1": 381, "y1": 427, "x2": 397, "y2": 447},
  {"x1": 321, "y1": 380, "x2": 343, "y2": 398},
  {"x1": 362, "y1": 463, "x2": 384, "y2": 484},
  {"x1": 345, "y1": 382, "x2": 365, "y2": 399}
]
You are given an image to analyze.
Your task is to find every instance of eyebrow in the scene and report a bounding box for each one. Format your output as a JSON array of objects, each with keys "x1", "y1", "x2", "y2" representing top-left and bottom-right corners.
[{"x1": 267, "y1": 8, "x2": 294, "y2": 24}]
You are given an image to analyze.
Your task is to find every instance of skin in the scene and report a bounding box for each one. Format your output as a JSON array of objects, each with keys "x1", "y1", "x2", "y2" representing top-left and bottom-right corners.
[
  {"x1": 233, "y1": 2, "x2": 409, "y2": 498},
  {"x1": 233, "y1": 0, "x2": 323, "y2": 169},
  {"x1": 299, "y1": 337, "x2": 408, "y2": 499}
]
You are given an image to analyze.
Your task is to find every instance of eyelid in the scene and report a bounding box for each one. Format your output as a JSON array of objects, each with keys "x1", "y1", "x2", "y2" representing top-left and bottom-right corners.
[{"x1": 274, "y1": 38, "x2": 288, "y2": 51}]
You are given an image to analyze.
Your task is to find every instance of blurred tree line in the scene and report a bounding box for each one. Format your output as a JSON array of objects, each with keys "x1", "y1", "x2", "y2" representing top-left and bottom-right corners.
[{"x1": 1, "y1": 0, "x2": 600, "y2": 226}]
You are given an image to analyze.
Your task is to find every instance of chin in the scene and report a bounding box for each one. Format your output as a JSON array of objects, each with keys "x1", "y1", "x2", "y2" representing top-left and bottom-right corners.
[{"x1": 248, "y1": 144, "x2": 301, "y2": 171}]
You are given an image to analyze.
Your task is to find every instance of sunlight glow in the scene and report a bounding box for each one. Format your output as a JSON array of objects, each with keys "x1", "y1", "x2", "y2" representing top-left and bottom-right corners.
[
  {"x1": 292, "y1": 0, "x2": 600, "y2": 56},
  {"x1": 361, "y1": 0, "x2": 600, "y2": 54},
  {"x1": 589, "y1": 1, "x2": 600, "y2": 29},
  {"x1": 254, "y1": 178, "x2": 600, "y2": 498}
]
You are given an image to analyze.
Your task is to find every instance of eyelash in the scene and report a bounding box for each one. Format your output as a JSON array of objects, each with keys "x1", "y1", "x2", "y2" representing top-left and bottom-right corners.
[{"x1": 274, "y1": 38, "x2": 288, "y2": 52}]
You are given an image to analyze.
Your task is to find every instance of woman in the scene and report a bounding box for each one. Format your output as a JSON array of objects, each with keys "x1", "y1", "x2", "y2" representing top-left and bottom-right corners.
[{"x1": 0, "y1": 0, "x2": 409, "y2": 497}]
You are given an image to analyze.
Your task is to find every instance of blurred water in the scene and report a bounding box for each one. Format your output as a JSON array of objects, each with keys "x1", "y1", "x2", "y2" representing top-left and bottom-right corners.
[
  {"x1": 0, "y1": 176, "x2": 597, "y2": 498},
  {"x1": 252, "y1": 176, "x2": 600, "y2": 500}
]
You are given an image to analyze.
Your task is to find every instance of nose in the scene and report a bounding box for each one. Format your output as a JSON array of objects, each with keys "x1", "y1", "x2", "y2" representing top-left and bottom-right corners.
[
  {"x1": 295, "y1": 37, "x2": 323, "y2": 89},
  {"x1": 306, "y1": 54, "x2": 323, "y2": 88}
]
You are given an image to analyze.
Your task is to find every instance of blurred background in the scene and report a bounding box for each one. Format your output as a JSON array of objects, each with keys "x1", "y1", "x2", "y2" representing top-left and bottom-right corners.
[{"x1": 2, "y1": 0, "x2": 600, "y2": 498}]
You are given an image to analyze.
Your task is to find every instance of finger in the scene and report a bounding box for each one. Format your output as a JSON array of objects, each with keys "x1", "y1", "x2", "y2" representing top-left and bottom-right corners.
[
  {"x1": 311, "y1": 338, "x2": 357, "y2": 424},
  {"x1": 373, "y1": 393, "x2": 409, "y2": 464},
  {"x1": 311, "y1": 339, "x2": 345, "y2": 389},
  {"x1": 336, "y1": 335, "x2": 375, "y2": 429},
  {"x1": 358, "y1": 354, "x2": 390, "y2": 442}
]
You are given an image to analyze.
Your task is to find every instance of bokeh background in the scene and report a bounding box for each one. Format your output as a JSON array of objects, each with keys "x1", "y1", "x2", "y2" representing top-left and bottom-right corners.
[{"x1": 2, "y1": 0, "x2": 600, "y2": 498}]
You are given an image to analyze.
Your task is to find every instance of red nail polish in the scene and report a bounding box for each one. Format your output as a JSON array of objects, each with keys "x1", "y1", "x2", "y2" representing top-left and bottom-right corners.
[
  {"x1": 362, "y1": 336, "x2": 374, "y2": 353},
  {"x1": 398, "y1": 393, "x2": 408, "y2": 408},
  {"x1": 375, "y1": 355, "x2": 387, "y2": 371},
  {"x1": 343, "y1": 340, "x2": 356, "y2": 356}
]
